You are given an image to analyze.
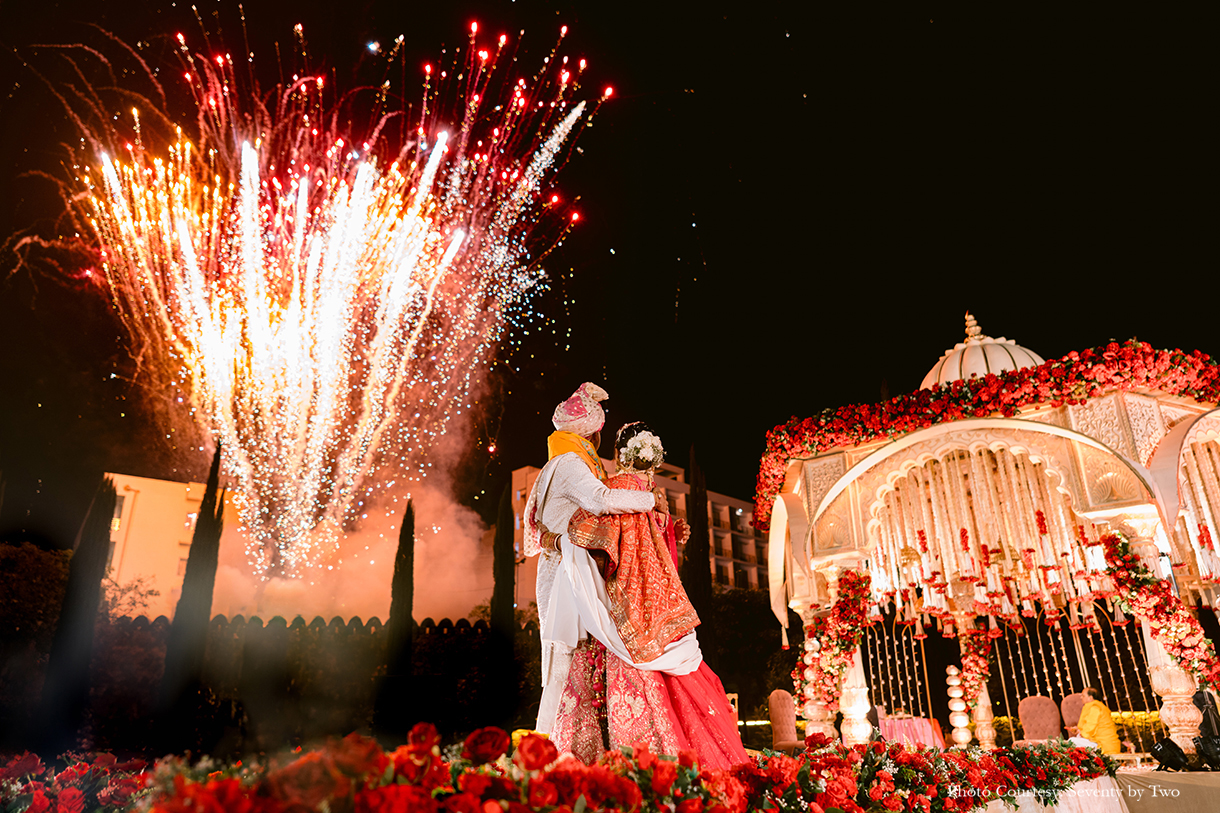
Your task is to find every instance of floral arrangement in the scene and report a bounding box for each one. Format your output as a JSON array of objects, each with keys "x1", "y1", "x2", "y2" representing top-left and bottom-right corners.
[
  {"x1": 793, "y1": 570, "x2": 871, "y2": 713},
  {"x1": 0, "y1": 751, "x2": 151, "y2": 812},
  {"x1": 1102, "y1": 531, "x2": 1220, "y2": 688},
  {"x1": 619, "y1": 430, "x2": 665, "y2": 471},
  {"x1": 755, "y1": 340, "x2": 1220, "y2": 530},
  {"x1": 1, "y1": 728, "x2": 1120, "y2": 813},
  {"x1": 958, "y1": 629, "x2": 991, "y2": 711},
  {"x1": 798, "y1": 734, "x2": 1116, "y2": 813}
]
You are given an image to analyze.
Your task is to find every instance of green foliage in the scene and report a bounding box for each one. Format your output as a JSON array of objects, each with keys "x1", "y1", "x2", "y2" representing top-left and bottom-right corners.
[
  {"x1": 704, "y1": 584, "x2": 788, "y2": 716},
  {"x1": 0, "y1": 541, "x2": 72, "y2": 744},
  {"x1": 0, "y1": 541, "x2": 71, "y2": 652},
  {"x1": 98, "y1": 572, "x2": 160, "y2": 622}
]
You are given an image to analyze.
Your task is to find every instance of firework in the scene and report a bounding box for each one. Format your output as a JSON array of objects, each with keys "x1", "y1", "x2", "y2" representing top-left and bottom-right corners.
[{"x1": 75, "y1": 23, "x2": 605, "y2": 576}]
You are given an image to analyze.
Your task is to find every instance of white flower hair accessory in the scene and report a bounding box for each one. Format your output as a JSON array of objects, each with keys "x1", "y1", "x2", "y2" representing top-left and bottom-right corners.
[{"x1": 620, "y1": 429, "x2": 665, "y2": 471}]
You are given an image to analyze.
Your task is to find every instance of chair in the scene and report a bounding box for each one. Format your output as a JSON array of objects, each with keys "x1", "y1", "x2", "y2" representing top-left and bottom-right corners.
[
  {"x1": 1060, "y1": 692, "x2": 1087, "y2": 734},
  {"x1": 768, "y1": 689, "x2": 805, "y2": 755},
  {"x1": 1014, "y1": 696, "x2": 1062, "y2": 745}
]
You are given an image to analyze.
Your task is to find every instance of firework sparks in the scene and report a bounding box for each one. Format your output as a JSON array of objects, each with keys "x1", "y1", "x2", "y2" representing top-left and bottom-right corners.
[{"x1": 75, "y1": 24, "x2": 600, "y2": 577}]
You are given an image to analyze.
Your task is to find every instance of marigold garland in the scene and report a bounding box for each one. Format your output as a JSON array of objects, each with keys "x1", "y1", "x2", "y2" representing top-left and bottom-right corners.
[
  {"x1": 792, "y1": 570, "x2": 871, "y2": 713},
  {"x1": 755, "y1": 340, "x2": 1220, "y2": 531},
  {"x1": 1101, "y1": 532, "x2": 1220, "y2": 688}
]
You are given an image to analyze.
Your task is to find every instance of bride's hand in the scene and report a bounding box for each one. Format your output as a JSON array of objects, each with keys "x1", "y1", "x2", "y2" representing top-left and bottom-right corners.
[{"x1": 653, "y1": 488, "x2": 669, "y2": 514}]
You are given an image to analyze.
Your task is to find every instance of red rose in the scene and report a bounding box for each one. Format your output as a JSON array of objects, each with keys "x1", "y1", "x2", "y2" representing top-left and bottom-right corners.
[
  {"x1": 265, "y1": 752, "x2": 350, "y2": 809},
  {"x1": 55, "y1": 787, "x2": 85, "y2": 813},
  {"x1": 651, "y1": 759, "x2": 679, "y2": 796},
  {"x1": 632, "y1": 743, "x2": 658, "y2": 771},
  {"x1": 329, "y1": 733, "x2": 388, "y2": 782},
  {"x1": 409, "y1": 723, "x2": 441, "y2": 750},
  {"x1": 704, "y1": 773, "x2": 747, "y2": 813},
  {"x1": 805, "y1": 732, "x2": 833, "y2": 749},
  {"x1": 462, "y1": 727, "x2": 511, "y2": 764},
  {"x1": 458, "y1": 774, "x2": 493, "y2": 797},
  {"x1": 515, "y1": 734, "x2": 558, "y2": 771},
  {"x1": 676, "y1": 800, "x2": 705, "y2": 813},
  {"x1": 26, "y1": 790, "x2": 50, "y2": 813},
  {"x1": 442, "y1": 792, "x2": 482, "y2": 813},
  {"x1": 528, "y1": 778, "x2": 559, "y2": 807},
  {"x1": 354, "y1": 784, "x2": 438, "y2": 813},
  {"x1": 97, "y1": 775, "x2": 147, "y2": 806},
  {"x1": 678, "y1": 750, "x2": 700, "y2": 769},
  {"x1": 1, "y1": 752, "x2": 44, "y2": 781}
]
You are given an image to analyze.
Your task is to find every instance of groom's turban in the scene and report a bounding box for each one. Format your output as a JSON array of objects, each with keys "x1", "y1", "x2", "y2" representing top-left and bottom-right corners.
[{"x1": 552, "y1": 383, "x2": 609, "y2": 437}]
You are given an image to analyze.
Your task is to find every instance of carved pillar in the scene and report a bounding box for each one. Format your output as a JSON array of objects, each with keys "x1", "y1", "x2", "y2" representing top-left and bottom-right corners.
[
  {"x1": 1110, "y1": 514, "x2": 1163, "y2": 574},
  {"x1": 840, "y1": 648, "x2": 873, "y2": 746},
  {"x1": 1143, "y1": 622, "x2": 1202, "y2": 754},
  {"x1": 972, "y1": 682, "x2": 996, "y2": 750},
  {"x1": 800, "y1": 608, "x2": 837, "y2": 740},
  {"x1": 946, "y1": 666, "x2": 972, "y2": 748}
]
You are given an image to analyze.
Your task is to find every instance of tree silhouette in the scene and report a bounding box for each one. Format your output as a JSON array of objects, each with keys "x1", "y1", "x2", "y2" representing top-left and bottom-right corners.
[
  {"x1": 375, "y1": 499, "x2": 416, "y2": 738},
  {"x1": 680, "y1": 444, "x2": 716, "y2": 671},
  {"x1": 488, "y1": 483, "x2": 520, "y2": 727},
  {"x1": 158, "y1": 445, "x2": 224, "y2": 752},
  {"x1": 36, "y1": 477, "x2": 116, "y2": 753}
]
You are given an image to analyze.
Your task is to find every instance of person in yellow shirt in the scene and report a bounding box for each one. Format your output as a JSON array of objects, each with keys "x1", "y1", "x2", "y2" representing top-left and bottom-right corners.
[{"x1": 1077, "y1": 686, "x2": 1121, "y2": 754}]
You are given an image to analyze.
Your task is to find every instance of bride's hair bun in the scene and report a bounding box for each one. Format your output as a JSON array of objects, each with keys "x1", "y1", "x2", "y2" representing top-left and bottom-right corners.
[{"x1": 616, "y1": 422, "x2": 665, "y2": 471}]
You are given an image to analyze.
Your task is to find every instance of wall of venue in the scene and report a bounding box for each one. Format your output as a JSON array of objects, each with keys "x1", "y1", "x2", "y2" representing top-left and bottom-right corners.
[{"x1": 1, "y1": 613, "x2": 541, "y2": 755}]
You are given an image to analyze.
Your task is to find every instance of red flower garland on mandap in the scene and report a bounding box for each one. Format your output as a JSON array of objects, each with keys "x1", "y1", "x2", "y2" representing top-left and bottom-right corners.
[
  {"x1": 793, "y1": 570, "x2": 871, "y2": 713},
  {"x1": 1101, "y1": 532, "x2": 1220, "y2": 688},
  {"x1": 755, "y1": 340, "x2": 1220, "y2": 531},
  {"x1": 958, "y1": 629, "x2": 991, "y2": 710}
]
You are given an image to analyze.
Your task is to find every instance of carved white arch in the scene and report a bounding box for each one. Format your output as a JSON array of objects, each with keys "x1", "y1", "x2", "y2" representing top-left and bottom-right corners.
[
  {"x1": 768, "y1": 492, "x2": 810, "y2": 627},
  {"x1": 1146, "y1": 407, "x2": 1220, "y2": 531},
  {"x1": 811, "y1": 417, "x2": 1157, "y2": 532}
]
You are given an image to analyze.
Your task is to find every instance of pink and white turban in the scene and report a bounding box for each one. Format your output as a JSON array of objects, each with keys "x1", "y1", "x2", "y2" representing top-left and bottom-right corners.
[{"x1": 552, "y1": 383, "x2": 609, "y2": 437}]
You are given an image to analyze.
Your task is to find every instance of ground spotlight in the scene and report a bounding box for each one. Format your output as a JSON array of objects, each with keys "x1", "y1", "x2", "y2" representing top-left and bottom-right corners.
[
  {"x1": 1194, "y1": 734, "x2": 1220, "y2": 770},
  {"x1": 1151, "y1": 737, "x2": 1191, "y2": 771}
]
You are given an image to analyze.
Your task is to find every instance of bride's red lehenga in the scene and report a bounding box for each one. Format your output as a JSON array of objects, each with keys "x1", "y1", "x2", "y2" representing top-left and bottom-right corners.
[{"x1": 550, "y1": 472, "x2": 748, "y2": 769}]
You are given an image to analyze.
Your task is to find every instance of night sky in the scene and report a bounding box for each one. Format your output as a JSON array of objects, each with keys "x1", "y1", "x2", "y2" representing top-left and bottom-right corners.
[{"x1": 1, "y1": 3, "x2": 1215, "y2": 547}]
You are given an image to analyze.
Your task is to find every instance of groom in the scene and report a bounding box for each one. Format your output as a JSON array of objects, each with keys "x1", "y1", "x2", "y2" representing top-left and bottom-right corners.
[{"x1": 522, "y1": 382, "x2": 665, "y2": 734}]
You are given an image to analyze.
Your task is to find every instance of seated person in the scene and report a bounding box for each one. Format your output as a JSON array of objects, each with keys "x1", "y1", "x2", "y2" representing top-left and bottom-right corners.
[{"x1": 1074, "y1": 686, "x2": 1121, "y2": 754}]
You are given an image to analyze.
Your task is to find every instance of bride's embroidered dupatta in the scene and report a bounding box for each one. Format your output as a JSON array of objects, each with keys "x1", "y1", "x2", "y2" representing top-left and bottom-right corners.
[{"x1": 567, "y1": 472, "x2": 697, "y2": 663}]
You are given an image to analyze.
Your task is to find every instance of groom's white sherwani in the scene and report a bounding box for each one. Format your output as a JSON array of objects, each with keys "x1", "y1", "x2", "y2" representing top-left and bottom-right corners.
[{"x1": 523, "y1": 453, "x2": 654, "y2": 733}]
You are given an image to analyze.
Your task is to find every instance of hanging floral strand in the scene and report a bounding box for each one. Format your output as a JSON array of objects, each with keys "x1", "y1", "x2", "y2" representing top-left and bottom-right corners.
[
  {"x1": 959, "y1": 627, "x2": 992, "y2": 710},
  {"x1": 793, "y1": 570, "x2": 872, "y2": 712}
]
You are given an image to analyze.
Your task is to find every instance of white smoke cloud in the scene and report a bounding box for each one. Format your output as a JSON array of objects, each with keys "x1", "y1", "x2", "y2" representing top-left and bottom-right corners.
[{"x1": 209, "y1": 424, "x2": 494, "y2": 623}]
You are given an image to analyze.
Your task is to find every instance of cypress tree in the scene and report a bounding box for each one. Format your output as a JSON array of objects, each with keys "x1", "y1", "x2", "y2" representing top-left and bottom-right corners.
[
  {"x1": 680, "y1": 445, "x2": 716, "y2": 670},
  {"x1": 489, "y1": 484, "x2": 517, "y2": 635},
  {"x1": 375, "y1": 499, "x2": 416, "y2": 736},
  {"x1": 158, "y1": 445, "x2": 225, "y2": 751},
  {"x1": 488, "y1": 483, "x2": 519, "y2": 727},
  {"x1": 36, "y1": 477, "x2": 117, "y2": 753}
]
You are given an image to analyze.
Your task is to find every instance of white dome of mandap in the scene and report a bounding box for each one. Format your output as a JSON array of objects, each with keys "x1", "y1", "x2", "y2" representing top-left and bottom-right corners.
[{"x1": 919, "y1": 312, "x2": 1045, "y2": 390}]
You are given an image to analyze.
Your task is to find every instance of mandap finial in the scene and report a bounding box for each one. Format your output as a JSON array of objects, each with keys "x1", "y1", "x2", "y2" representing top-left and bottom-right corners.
[{"x1": 964, "y1": 311, "x2": 985, "y2": 341}]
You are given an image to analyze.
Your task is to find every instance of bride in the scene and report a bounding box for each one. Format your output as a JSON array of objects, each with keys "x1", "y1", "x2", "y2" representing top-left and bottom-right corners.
[{"x1": 548, "y1": 422, "x2": 748, "y2": 769}]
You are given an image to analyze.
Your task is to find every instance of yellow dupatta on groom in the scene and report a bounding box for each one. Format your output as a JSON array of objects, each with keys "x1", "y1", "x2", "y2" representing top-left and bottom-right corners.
[{"x1": 546, "y1": 430, "x2": 608, "y2": 479}]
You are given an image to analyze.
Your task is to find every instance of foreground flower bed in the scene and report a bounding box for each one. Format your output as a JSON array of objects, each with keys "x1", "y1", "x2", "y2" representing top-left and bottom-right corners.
[{"x1": 1, "y1": 727, "x2": 1116, "y2": 812}]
